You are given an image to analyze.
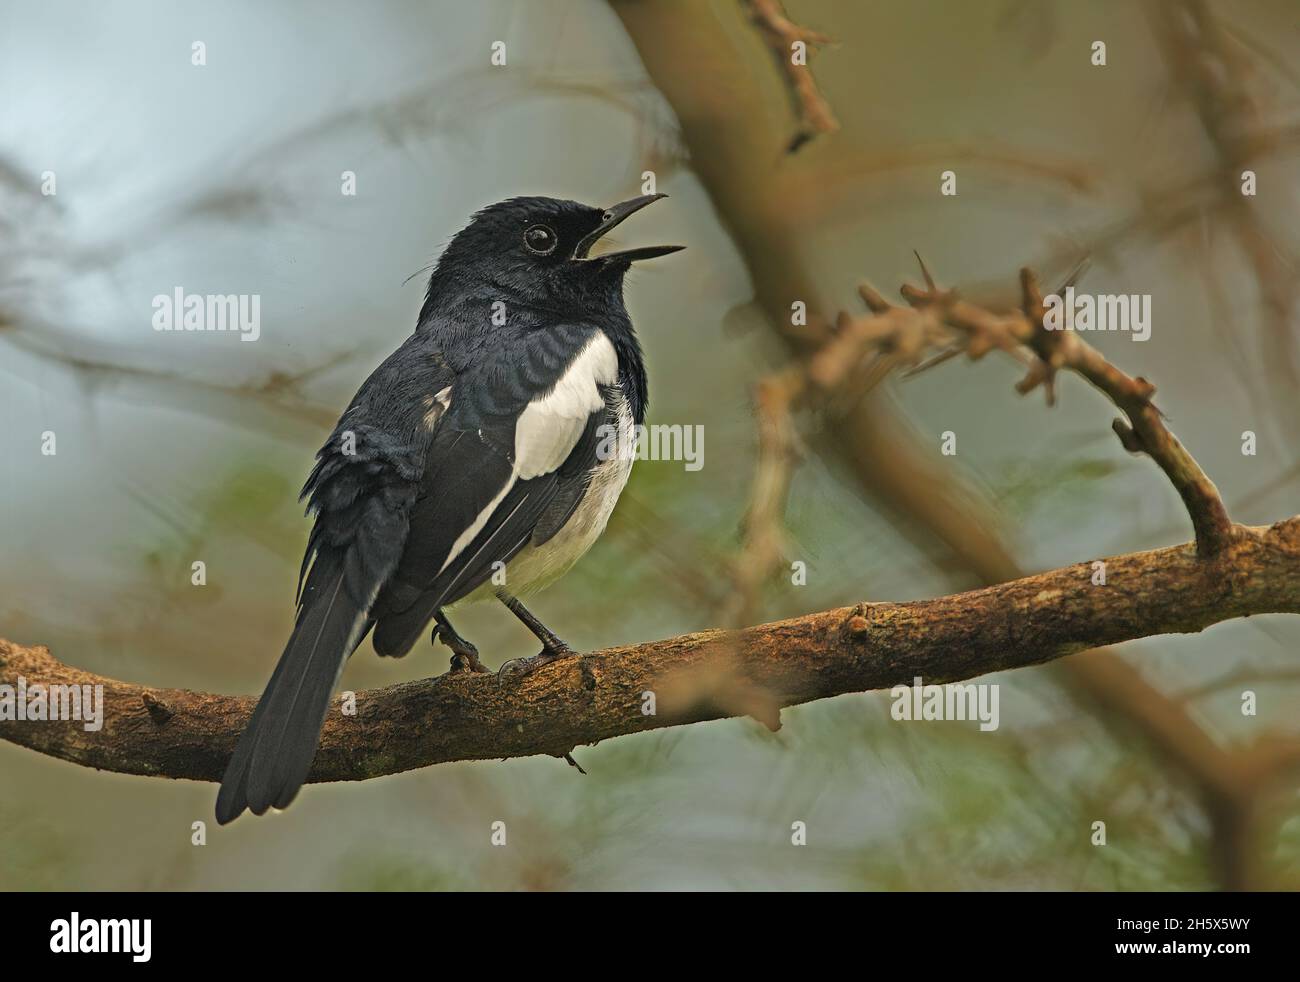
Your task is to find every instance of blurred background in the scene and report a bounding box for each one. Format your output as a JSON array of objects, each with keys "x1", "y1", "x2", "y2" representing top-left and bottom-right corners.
[{"x1": 1, "y1": 0, "x2": 1297, "y2": 890}]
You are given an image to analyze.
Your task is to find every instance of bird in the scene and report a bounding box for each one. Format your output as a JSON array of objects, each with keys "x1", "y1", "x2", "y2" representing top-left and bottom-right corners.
[{"x1": 215, "y1": 193, "x2": 682, "y2": 824}]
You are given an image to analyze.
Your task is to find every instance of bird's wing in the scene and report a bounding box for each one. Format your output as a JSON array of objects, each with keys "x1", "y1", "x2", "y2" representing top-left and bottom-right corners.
[
  {"x1": 216, "y1": 334, "x2": 452, "y2": 823},
  {"x1": 371, "y1": 329, "x2": 618, "y2": 657}
]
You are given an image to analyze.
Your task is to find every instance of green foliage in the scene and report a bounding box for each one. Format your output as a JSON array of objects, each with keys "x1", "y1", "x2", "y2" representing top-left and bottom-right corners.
[
  {"x1": 0, "y1": 805, "x2": 80, "y2": 891},
  {"x1": 336, "y1": 854, "x2": 471, "y2": 892}
]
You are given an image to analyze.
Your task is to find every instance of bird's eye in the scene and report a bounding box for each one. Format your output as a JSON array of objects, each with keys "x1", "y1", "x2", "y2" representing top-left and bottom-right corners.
[{"x1": 523, "y1": 224, "x2": 558, "y2": 255}]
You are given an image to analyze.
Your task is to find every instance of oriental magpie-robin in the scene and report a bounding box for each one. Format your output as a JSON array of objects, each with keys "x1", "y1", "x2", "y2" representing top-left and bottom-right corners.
[{"x1": 215, "y1": 193, "x2": 681, "y2": 824}]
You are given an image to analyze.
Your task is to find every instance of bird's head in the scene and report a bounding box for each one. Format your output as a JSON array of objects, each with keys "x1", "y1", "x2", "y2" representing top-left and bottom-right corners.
[{"x1": 426, "y1": 194, "x2": 682, "y2": 309}]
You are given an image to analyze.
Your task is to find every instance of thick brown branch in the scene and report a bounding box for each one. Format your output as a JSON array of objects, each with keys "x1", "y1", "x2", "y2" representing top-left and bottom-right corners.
[{"x1": 3, "y1": 519, "x2": 1297, "y2": 784}]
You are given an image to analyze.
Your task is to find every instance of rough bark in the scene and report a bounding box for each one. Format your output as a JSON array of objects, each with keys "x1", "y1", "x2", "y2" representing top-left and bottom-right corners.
[{"x1": 3, "y1": 519, "x2": 1297, "y2": 784}]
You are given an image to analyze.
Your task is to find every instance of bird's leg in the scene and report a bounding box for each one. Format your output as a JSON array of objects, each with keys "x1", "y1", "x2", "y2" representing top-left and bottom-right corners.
[
  {"x1": 434, "y1": 610, "x2": 490, "y2": 674},
  {"x1": 496, "y1": 592, "x2": 575, "y2": 678}
]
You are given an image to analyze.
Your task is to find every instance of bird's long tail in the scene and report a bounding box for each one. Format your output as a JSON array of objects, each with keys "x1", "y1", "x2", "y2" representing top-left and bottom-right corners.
[{"x1": 215, "y1": 552, "x2": 369, "y2": 825}]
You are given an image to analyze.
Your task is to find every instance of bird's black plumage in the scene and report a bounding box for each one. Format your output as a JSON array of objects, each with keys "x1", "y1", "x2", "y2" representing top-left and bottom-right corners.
[{"x1": 215, "y1": 194, "x2": 680, "y2": 824}]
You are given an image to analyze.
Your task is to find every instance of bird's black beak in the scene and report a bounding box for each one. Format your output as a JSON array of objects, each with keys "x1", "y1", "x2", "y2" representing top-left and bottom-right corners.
[{"x1": 573, "y1": 193, "x2": 685, "y2": 262}]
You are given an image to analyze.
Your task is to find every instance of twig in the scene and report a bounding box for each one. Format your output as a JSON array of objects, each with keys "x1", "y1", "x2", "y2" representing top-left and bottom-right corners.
[
  {"x1": 1149, "y1": 0, "x2": 1300, "y2": 393},
  {"x1": 742, "y1": 0, "x2": 839, "y2": 151},
  {"x1": 842, "y1": 261, "x2": 1235, "y2": 557},
  {"x1": 723, "y1": 367, "x2": 803, "y2": 627},
  {"x1": 1, "y1": 324, "x2": 350, "y2": 431}
]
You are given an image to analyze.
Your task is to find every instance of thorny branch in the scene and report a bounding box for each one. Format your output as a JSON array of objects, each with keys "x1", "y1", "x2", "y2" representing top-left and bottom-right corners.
[
  {"x1": 727, "y1": 257, "x2": 1238, "y2": 627},
  {"x1": 609, "y1": 0, "x2": 1300, "y2": 890},
  {"x1": 725, "y1": 261, "x2": 1297, "y2": 889},
  {"x1": 845, "y1": 260, "x2": 1235, "y2": 557},
  {"x1": 742, "y1": 0, "x2": 839, "y2": 152}
]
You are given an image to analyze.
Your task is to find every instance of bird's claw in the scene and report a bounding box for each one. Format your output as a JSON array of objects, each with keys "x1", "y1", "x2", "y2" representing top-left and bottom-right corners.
[
  {"x1": 435, "y1": 625, "x2": 491, "y2": 674},
  {"x1": 497, "y1": 642, "x2": 574, "y2": 681},
  {"x1": 449, "y1": 651, "x2": 491, "y2": 674}
]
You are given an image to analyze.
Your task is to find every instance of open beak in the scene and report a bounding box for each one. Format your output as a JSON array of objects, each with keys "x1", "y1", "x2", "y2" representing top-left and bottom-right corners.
[{"x1": 573, "y1": 193, "x2": 685, "y2": 262}]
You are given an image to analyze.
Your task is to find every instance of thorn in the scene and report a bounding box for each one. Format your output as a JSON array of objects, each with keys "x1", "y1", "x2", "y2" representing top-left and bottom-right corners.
[
  {"x1": 858, "y1": 282, "x2": 891, "y2": 313},
  {"x1": 901, "y1": 344, "x2": 964, "y2": 378},
  {"x1": 1015, "y1": 361, "x2": 1048, "y2": 396},
  {"x1": 1019, "y1": 267, "x2": 1045, "y2": 316},
  {"x1": 1112, "y1": 418, "x2": 1146, "y2": 453},
  {"x1": 1057, "y1": 257, "x2": 1091, "y2": 294},
  {"x1": 914, "y1": 250, "x2": 938, "y2": 293},
  {"x1": 786, "y1": 130, "x2": 815, "y2": 155},
  {"x1": 968, "y1": 332, "x2": 997, "y2": 359},
  {"x1": 563, "y1": 752, "x2": 588, "y2": 775},
  {"x1": 899, "y1": 282, "x2": 927, "y2": 305}
]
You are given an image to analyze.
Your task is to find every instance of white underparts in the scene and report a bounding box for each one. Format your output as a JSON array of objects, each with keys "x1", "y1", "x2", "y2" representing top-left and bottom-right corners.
[{"x1": 492, "y1": 391, "x2": 635, "y2": 597}]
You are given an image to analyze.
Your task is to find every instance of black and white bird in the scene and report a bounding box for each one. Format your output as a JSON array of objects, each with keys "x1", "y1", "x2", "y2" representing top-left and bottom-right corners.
[{"x1": 215, "y1": 193, "x2": 681, "y2": 824}]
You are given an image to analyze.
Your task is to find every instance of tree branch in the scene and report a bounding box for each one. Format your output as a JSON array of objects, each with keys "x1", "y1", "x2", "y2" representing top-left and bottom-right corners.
[
  {"x1": 741, "y1": 0, "x2": 838, "y2": 152},
  {"x1": 3, "y1": 518, "x2": 1298, "y2": 783},
  {"x1": 612, "y1": 0, "x2": 1299, "y2": 890},
  {"x1": 843, "y1": 261, "x2": 1236, "y2": 557}
]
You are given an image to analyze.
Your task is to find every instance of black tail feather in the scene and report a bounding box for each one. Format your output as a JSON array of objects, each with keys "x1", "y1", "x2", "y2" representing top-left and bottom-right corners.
[{"x1": 215, "y1": 553, "x2": 368, "y2": 825}]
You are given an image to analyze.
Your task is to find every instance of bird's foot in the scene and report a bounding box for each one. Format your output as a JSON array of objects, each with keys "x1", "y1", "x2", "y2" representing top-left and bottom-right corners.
[
  {"x1": 497, "y1": 640, "x2": 575, "y2": 680},
  {"x1": 450, "y1": 651, "x2": 491, "y2": 674},
  {"x1": 435, "y1": 624, "x2": 491, "y2": 675}
]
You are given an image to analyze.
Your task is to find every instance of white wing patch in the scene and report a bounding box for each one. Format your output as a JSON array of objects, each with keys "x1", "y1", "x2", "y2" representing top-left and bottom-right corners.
[
  {"x1": 436, "y1": 331, "x2": 616, "y2": 575},
  {"x1": 514, "y1": 332, "x2": 616, "y2": 479}
]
